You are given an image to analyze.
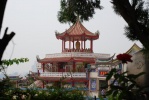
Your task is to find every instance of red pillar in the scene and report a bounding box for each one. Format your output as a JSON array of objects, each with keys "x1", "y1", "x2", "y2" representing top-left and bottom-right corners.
[
  {"x1": 90, "y1": 39, "x2": 93, "y2": 52},
  {"x1": 69, "y1": 38, "x2": 71, "y2": 51},
  {"x1": 69, "y1": 40, "x2": 70, "y2": 51},
  {"x1": 62, "y1": 40, "x2": 63, "y2": 52},
  {"x1": 42, "y1": 81, "x2": 44, "y2": 88},
  {"x1": 72, "y1": 61, "x2": 75, "y2": 87},
  {"x1": 84, "y1": 38, "x2": 86, "y2": 50},
  {"x1": 73, "y1": 38, "x2": 74, "y2": 50},
  {"x1": 64, "y1": 39, "x2": 65, "y2": 51},
  {"x1": 81, "y1": 38, "x2": 83, "y2": 51},
  {"x1": 42, "y1": 63, "x2": 45, "y2": 72},
  {"x1": 73, "y1": 61, "x2": 75, "y2": 71},
  {"x1": 57, "y1": 63, "x2": 59, "y2": 72},
  {"x1": 87, "y1": 81, "x2": 89, "y2": 88},
  {"x1": 38, "y1": 70, "x2": 40, "y2": 76},
  {"x1": 72, "y1": 81, "x2": 74, "y2": 87}
]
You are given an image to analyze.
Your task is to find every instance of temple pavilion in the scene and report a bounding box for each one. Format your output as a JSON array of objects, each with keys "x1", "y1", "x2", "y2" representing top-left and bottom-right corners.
[{"x1": 36, "y1": 20, "x2": 113, "y2": 88}]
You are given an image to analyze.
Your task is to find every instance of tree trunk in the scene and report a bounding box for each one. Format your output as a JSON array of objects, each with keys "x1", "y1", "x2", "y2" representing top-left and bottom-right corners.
[
  {"x1": 0, "y1": 0, "x2": 7, "y2": 32},
  {"x1": 112, "y1": 0, "x2": 149, "y2": 51},
  {"x1": 0, "y1": 0, "x2": 15, "y2": 64}
]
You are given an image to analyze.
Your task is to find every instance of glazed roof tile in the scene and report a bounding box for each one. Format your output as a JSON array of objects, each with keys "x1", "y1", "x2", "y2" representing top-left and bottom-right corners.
[{"x1": 56, "y1": 20, "x2": 99, "y2": 41}]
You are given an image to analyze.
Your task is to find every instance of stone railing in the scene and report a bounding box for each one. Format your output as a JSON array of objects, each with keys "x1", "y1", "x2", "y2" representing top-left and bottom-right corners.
[
  {"x1": 40, "y1": 72, "x2": 86, "y2": 78},
  {"x1": 45, "y1": 52, "x2": 110, "y2": 58}
]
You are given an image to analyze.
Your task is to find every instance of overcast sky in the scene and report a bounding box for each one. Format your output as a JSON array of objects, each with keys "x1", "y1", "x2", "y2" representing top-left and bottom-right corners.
[{"x1": 1, "y1": 0, "x2": 142, "y2": 76}]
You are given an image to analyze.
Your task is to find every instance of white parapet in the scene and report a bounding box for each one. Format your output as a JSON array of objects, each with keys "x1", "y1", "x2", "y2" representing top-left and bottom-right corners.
[
  {"x1": 45, "y1": 52, "x2": 110, "y2": 58},
  {"x1": 40, "y1": 72, "x2": 86, "y2": 78}
]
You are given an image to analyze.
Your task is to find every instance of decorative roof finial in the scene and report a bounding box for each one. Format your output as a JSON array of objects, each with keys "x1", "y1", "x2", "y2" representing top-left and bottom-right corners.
[{"x1": 77, "y1": 15, "x2": 80, "y2": 22}]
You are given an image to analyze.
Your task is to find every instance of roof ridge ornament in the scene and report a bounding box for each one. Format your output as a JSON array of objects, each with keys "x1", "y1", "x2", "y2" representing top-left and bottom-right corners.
[
  {"x1": 36, "y1": 55, "x2": 41, "y2": 62},
  {"x1": 95, "y1": 30, "x2": 100, "y2": 35},
  {"x1": 76, "y1": 15, "x2": 81, "y2": 22},
  {"x1": 55, "y1": 30, "x2": 60, "y2": 35}
]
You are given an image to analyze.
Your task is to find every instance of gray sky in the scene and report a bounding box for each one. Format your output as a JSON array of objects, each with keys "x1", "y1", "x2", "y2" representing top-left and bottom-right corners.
[{"x1": 1, "y1": 0, "x2": 142, "y2": 76}]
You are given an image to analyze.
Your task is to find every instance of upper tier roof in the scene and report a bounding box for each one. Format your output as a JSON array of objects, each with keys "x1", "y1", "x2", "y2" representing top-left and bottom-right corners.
[{"x1": 55, "y1": 20, "x2": 99, "y2": 41}]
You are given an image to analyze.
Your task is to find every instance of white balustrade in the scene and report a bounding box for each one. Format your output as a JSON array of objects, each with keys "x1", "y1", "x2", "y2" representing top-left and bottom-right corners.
[
  {"x1": 40, "y1": 72, "x2": 86, "y2": 78},
  {"x1": 45, "y1": 52, "x2": 110, "y2": 58}
]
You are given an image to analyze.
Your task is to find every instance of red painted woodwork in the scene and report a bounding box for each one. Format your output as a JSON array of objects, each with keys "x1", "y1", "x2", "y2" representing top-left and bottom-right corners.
[{"x1": 42, "y1": 63, "x2": 45, "y2": 72}]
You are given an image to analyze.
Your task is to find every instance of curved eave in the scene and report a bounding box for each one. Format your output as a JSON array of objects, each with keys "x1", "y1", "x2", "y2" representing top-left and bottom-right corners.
[
  {"x1": 55, "y1": 20, "x2": 99, "y2": 40},
  {"x1": 38, "y1": 57, "x2": 73, "y2": 63},
  {"x1": 125, "y1": 43, "x2": 142, "y2": 54},
  {"x1": 55, "y1": 32, "x2": 69, "y2": 40},
  {"x1": 56, "y1": 33, "x2": 99, "y2": 41},
  {"x1": 38, "y1": 57, "x2": 95, "y2": 63},
  {"x1": 95, "y1": 54, "x2": 115, "y2": 64}
]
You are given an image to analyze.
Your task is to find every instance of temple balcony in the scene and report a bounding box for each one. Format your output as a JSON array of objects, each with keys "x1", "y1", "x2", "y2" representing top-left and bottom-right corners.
[
  {"x1": 63, "y1": 48, "x2": 92, "y2": 53},
  {"x1": 39, "y1": 72, "x2": 86, "y2": 78},
  {"x1": 45, "y1": 52, "x2": 110, "y2": 58}
]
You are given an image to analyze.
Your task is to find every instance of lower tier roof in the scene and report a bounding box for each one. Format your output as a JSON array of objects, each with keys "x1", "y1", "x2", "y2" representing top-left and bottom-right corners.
[{"x1": 39, "y1": 57, "x2": 95, "y2": 63}]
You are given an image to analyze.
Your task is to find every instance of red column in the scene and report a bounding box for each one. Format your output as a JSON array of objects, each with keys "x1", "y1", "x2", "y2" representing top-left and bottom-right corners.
[
  {"x1": 90, "y1": 39, "x2": 93, "y2": 52},
  {"x1": 72, "y1": 61, "x2": 75, "y2": 87},
  {"x1": 72, "y1": 81, "x2": 74, "y2": 87},
  {"x1": 42, "y1": 81, "x2": 44, "y2": 88},
  {"x1": 69, "y1": 40, "x2": 70, "y2": 51},
  {"x1": 84, "y1": 38, "x2": 86, "y2": 50},
  {"x1": 62, "y1": 40, "x2": 63, "y2": 52},
  {"x1": 81, "y1": 37, "x2": 83, "y2": 51},
  {"x1": 42, "y1": 63, "x2": 45, "y2": 72},
  {"x1": 73, "y1": 61, "x2": 75, "y2": 71},
  {"x1": 87, "y1": 70, "x2": 90, "y2": 88},
  {"x1": 57, "y1": 63, "x2": 59, "y2": 72},
  {"x1": 38, "y1": 70, "x2": 40, "y2": 76},
  {"x1": 73, "y1": 38, "x2": 74, "y2": 50},
  {"x1": 64, "y1": 40, "x2": 65, "y2": 51},
  {"x1": 69, "y1": 38, "x2": 71, "y2": 51},
  {"x1": 87, "y1": 80, "x2": 89, "y2": 88}
]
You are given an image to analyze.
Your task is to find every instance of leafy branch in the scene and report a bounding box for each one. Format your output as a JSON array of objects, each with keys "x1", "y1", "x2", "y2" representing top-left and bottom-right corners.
[
  {"x1": 106, "y1": 69, "x2": 148, "y2": 100},
  {"x1": 0, "y1": 58, "x2": 29, "y2": 77},
  {"x1": 1, "y1": 58, "x2": 29, "y2": 66}
]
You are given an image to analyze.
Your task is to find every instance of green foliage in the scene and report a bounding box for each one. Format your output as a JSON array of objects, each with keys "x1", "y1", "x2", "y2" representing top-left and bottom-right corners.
[
  {"x1": 0, "y1": 58, "x2": 29, "y2": 74},
  {"x1": 58, "y1": 0, "x2": 102, "y2": 24},
  {"x1": 0, "y1": 58, "x2": 29, "y2": 99},
  {"x1": 124, "y1": 0, "x2": 149, "y2": 41},
  {"x1": 111, "y1": 0, "x2": 149, "y2": 54},
  {"x1": 106, "y1": 68, "x2": 149, "y2": 100},
  {"x1": 1, "y1": 58, "x2": 29, "y2": 66},
  {"x1": 46, "y1": 87, "x2": 84, "y2": 100},
  {"x1": 0, "y1": 87, "x2": 85, "y2": 100},
  {"x1": 0, "y1": 78, "x2": 13, "y2": 100}
]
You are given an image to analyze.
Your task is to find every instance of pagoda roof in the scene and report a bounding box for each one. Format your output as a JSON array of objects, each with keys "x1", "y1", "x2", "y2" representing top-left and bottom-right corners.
[{"x1": 55, "y1": 20, "x2": 99, "y2": 41}]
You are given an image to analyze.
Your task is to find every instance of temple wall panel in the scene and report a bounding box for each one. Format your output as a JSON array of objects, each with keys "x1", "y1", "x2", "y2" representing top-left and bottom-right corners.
[
  {"x1": 90, "y1": 72, "x2": 98, "y2": 78},
  {"x1": 127, "y1": 51, "x2": 146, "y2": 86}
]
